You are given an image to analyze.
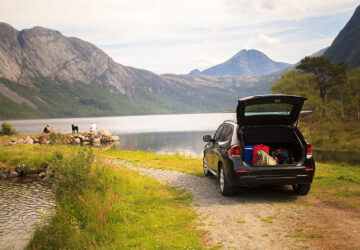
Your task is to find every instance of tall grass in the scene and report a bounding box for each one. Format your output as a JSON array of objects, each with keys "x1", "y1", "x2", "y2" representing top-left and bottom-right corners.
[{"x1": 26, "y1": 148, "x2": 203, "y2": 249}]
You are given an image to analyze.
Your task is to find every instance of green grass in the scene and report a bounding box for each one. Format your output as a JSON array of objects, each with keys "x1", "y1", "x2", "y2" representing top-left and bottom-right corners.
[
  {"x1": 0, "y1": 144, "x2": 73, "y2": 171},
  {"x1": 0, "y1": 143, "x2": 204, "y2": 176},
  {"x1": 96, "y1": 148, "x2": 204, "y2": 176},
  {"x1": 26, "y1": 148, "x2": 204, "y2": 249},
  {"x1": 313, "y1": 162, "x2": 360, "y2": 191},
  {"x1": 312, "y1": 162, "x2": 360, "y2": 207},
  {"x1": 260, "y1": 216, "x2": 275, "y2": 223},
  {"x1": 286, "y1": 230, "x2": 323, "y2": 242}
]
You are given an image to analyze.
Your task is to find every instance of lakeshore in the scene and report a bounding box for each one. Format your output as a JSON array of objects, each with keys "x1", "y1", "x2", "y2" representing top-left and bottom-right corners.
[{"x1": 0, "y1": 141, "x2": 359, "y2": 249}]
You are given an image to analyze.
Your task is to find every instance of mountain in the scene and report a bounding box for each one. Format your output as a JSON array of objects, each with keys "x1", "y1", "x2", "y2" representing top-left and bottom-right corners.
[
  {"x1": 324, "y1": 5, "x2": 360, "y2": 68},
  {"x1": 188, "y1": 69, "x2": 201, "y2": 76},
  {"x1": 193, "y1": 49, "x2": 290, "y2": 76},
  {"x1": 0, "y1": 23, "x2": 276, "y2": 119}
]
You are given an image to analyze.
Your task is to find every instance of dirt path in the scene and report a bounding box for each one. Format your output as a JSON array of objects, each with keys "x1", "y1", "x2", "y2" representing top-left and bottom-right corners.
[{"x1": 111, "y1": 160, "x2": 312, "y2": 249}]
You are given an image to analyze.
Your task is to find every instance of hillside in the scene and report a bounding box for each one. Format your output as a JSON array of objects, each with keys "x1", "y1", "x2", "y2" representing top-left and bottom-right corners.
[
  {"x1": 196, "y1": 49, "x2": 290, "y2": 76},
  {"x1": 324, "y1": 5, "x2": 360, "y2": 68},
  {"x1": 0, "y1": 23, "x2": 276, "y2": 119}
]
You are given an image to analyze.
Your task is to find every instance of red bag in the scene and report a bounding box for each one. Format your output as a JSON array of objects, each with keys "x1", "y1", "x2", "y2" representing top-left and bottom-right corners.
[{"x1": 252, "y1": 144, "x2": 269, "y2": 165}]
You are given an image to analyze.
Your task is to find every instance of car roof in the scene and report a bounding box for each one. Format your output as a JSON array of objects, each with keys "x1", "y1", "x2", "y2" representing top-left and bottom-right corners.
[
  {"x1": 238, "y1": 94, "x2": 306, "y2": 102},
  {"x1": 223, "y1": 120, "x2": 237, "y2": 125}
]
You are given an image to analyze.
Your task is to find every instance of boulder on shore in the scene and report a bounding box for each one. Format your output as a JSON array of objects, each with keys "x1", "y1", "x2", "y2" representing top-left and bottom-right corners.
[
  {"x1": 5, "y1": 130, "x2": 119, "y2": 148},
  {"x1": 25, "y1": 137, "x2": 34, "y2": 144},
  {"x1": 111, "y1": 136, "x2": 119, "y2": 141}
]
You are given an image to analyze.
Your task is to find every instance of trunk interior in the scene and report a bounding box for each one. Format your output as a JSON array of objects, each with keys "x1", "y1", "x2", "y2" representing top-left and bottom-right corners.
[{"x1": 241, "y1": 126, "x2": 305, "y2": 166}]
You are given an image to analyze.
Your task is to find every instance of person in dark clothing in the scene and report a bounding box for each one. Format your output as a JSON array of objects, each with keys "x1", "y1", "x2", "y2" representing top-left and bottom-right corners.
[{"x1": 43, "y1": 124, "x2": 51, "y2": 133}]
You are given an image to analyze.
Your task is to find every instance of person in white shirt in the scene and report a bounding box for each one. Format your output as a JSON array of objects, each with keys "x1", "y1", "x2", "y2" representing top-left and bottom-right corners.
[{"x1": 90, "y1": 122, "x2": 97, "y2": 133}]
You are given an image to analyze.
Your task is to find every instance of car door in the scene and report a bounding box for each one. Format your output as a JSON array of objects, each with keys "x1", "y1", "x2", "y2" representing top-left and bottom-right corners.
[
  {"x1": 212, "y1": 125, "x2": 230, "y2": 174},
  {"x1": 206, "y1": 124, "x2": 226, "y2": 172}
]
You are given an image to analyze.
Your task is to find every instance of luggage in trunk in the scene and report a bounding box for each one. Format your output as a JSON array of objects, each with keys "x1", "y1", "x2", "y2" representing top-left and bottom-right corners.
[{"x1": 241, "y1": 126, "x2": 304, "y2": 166}]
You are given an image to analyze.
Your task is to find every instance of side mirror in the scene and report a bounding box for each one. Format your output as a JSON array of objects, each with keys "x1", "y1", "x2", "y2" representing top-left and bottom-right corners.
[{"x1": 203, "y1": 135, "x2": 212, "y2": 142}]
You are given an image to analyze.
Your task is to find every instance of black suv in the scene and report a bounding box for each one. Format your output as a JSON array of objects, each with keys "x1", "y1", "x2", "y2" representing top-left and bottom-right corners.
[{"x1": 203, "y1": 95, "x2": 315, "y2": 196}]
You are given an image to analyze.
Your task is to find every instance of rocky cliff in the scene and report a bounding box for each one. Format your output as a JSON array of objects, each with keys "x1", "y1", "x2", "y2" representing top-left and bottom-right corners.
[{"x1": 324, "y1": 5, "x2": 360, "y2": 68}]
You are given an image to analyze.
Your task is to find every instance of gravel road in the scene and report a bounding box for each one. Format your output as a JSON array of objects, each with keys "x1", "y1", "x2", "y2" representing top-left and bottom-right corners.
[{"x1": 112, "y1": 160, "x2": 310, "y2": 249}]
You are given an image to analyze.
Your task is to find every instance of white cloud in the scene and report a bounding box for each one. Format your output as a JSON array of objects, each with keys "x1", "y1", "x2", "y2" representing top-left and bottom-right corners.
[{"x1": 254, "y1": 35, "x2": 281, "y2": 49}]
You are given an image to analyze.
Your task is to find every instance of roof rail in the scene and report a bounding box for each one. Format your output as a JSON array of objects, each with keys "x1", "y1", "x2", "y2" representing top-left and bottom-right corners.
[{"x1": 224, "y1": 120, "x2": 236, "y2": 123}]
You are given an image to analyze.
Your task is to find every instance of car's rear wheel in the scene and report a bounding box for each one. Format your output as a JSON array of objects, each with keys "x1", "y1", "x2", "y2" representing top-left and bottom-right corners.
[
  {"x1": 203, "y1": 156, "x2": 211, "y2": 176},
  {"x1": 219, "y1": 166, "x2": 233, "y2": 196},
  {"x1": 292, "y1": 184, "x2": 311, "y2": 195}
]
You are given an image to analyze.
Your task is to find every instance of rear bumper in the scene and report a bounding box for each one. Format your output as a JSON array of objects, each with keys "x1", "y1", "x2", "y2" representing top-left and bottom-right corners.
[
  {"x1": 230, "y1": 173, "x2": 313, "y2": 186},
  {"x1": 229, "y1": 162, "x2": 315, "y2": 186}
]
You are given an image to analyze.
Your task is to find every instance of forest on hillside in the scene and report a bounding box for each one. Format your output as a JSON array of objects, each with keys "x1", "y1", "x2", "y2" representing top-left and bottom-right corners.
[{"x1": 271, "y1": 56, "x2": 360, "y2": 120}]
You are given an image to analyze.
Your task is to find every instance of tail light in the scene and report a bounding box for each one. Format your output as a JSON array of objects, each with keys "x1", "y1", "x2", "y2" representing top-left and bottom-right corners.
[
  {"x1": 306, "y1": 143, "x2": 312, "y2": 159},
  {"x1": 229, "y1": 144, "x2": 241, "y2": 157}
]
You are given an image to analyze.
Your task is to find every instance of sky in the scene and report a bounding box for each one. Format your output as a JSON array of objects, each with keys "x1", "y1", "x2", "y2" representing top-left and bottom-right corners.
[{"x1": 0, "y1": 0, "x2": 359, "y2": 74}]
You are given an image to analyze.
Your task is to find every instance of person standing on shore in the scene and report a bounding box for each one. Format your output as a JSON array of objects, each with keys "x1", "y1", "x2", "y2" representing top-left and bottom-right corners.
[{"x1": 90, "y1": 122, "x2": 97, "y2": 133}]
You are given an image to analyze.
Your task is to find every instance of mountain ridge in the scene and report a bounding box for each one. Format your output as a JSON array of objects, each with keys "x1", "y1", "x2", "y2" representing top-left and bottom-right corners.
[
  {"x1": 190, "y1": 49, "x2": 290, "y2": 76},
  {"x1": 324, "y1": 5, "x2": 360, "y2": 68},
  {"x1": 0, "y1": 23, "x2": 278, "y2": 119}
]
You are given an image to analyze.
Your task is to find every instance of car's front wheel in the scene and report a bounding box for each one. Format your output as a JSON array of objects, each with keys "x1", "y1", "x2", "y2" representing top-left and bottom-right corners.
[
  {"x1": 292, "y1": 184, "x2": 311, "y2": 195},
  {"x1": 219, "y1": 166, "x2": 233, "y2": 196},
  {"x1": 203, "y1": 156, "x2": 211, "y2": 176}
]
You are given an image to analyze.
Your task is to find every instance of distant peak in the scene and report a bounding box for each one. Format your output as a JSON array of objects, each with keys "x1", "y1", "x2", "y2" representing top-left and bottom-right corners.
[
  {"x1": 0, "y1": 22, "x2": 17, "y2": 31},
  {"x1": 24, "y1": 26, "x2": 62, "y2": 35},
  {"x1": 231, "y1": 49, "x2": 267, "y2": 59},
  {"x1": 188, "y1": 69, "x2": 201, "y2": 76}
]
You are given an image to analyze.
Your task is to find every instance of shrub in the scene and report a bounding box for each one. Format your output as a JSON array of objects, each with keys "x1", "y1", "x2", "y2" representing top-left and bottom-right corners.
[
  {"x1": 49, "y1": 132, "x2": 66, "y2": 144},
  {"x1": 0, "y1": 122, "x2": 17, "y2": 135},
  {"x1": 52, "y1": 148, "x2": 94, "y2": 201}
]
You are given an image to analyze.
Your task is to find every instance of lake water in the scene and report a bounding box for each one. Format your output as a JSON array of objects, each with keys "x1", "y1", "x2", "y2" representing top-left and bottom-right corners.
[
  {"x1": 0, "y1": 179, "x2": 55, "y2": 250},
  {"x1": 2, "y1": 113, "x2": 236, "y2": 155},
  {"x1": 2, "y1": 113, "x2": 360, "y2": 163}
]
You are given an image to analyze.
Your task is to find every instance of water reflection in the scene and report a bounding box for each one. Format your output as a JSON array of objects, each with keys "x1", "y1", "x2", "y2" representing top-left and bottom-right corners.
[
  {"x1": 0, "y1": 179, "x2": 55, "y2": 250},
  {"x1": 115, "y1": 131, "x2": 214, "y2": 156}
]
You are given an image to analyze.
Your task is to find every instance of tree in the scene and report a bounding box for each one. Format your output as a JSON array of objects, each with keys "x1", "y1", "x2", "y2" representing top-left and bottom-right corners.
[
  {"x1": 348, "y1": 67, "x2": 360, "y2": 119},
  {"x1": 330, "y1": 62, "x2": 347, "y2": 117},
  {"x1": 296, "y1": 57, "x2": 335, "y2": 105},
  {"x1": 271, "y1": 70, "x2": 321, "y2": 114}
]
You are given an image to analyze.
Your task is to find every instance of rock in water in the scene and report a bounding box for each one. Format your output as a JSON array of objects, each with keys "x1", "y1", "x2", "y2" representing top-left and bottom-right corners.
[
  {"x1": 98, "y1": 130, "x2": 111, "y2": 138},
  {"x1": 111, "y1": 136, "x2": 119, "y2": 141},
  {"x1": 9, "y1": 170, "x2": 19, "y2": 178}
]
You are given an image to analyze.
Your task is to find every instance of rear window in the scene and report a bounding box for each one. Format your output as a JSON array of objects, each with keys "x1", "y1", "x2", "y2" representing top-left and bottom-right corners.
[{"x1": 245, "y1": 103, "x2": 294, "y2": 116}]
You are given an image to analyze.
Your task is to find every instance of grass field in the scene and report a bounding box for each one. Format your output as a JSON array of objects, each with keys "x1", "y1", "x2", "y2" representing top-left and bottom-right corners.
[
  {"x1": 97, "y1": 148, "x2": 203, "y2": 176},
  {"x1": 25, "y1": 148, "x2": 204, "y2": 249},
  {"x1": 1, "y1": 142, "x2": 359, "y2": 248}
]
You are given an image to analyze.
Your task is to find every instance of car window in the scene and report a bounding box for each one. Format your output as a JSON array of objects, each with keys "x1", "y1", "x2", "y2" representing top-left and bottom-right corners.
[
  {"x1": 213, "y1": 125, "x2": 225, "y2": 141},
  {"x1": 225, "y1": 125, "x2": 233, "y2": 141},
  {"x1": 218, "y1": 126, "x2": 228, "y2": 142},
  {"x1": 245, "y1": 103, "x2": 294, "y2": 116}
]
